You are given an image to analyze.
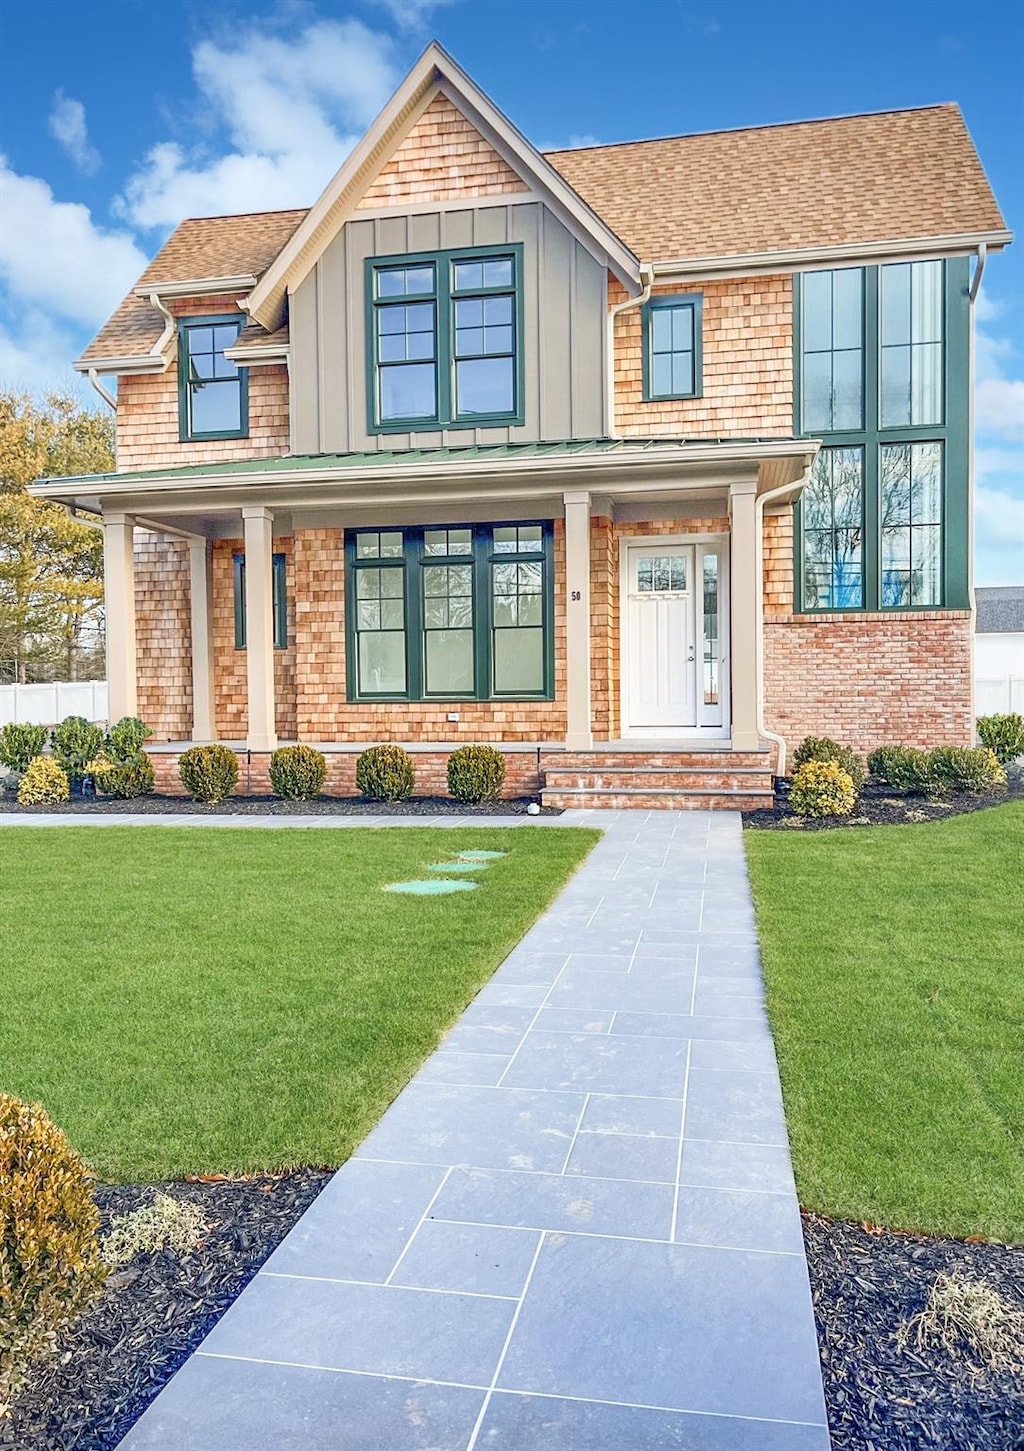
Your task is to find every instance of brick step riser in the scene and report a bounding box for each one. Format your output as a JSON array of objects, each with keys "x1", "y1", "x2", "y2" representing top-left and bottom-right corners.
[
  {"x1": 544, "y1": 771, "x2": 774, "y2": 792},
  {"x1": 542, "y1": 791, "x2": 772, "y2": 811},
  {"x1": 546, "y1": 753, "x2": 772, "y2": 771}
]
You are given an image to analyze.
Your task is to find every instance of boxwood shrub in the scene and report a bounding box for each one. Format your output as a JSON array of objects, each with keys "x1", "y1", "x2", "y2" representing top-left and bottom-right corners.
[
  {"x1": 976, "y1": 713, "x2": 1024, "y2": 766},
  {"x1": 447, "y1": 744, "x2": 506, "y2": 803},
  {"x1": 792, "y1": 735, "x2": 864, "y2": 791},
  {"x1": 179, "y1": 744, "x2": 239, "y2": 804},
  {"x1": 0, "y1": 722, "x2": 47, "y2": 774},
  {"x1": 0, "y1": 1095, "x2": 105, "y2": 1412},
  {"x1": 91, "y1": 755, "x2": 156, "y2": 800},
  {"x1": 789, "y1": 758, "x2": 857, "y2": 818},
  {"x1": 269, "y1": 744, "x2": 328, "y2": 801},
  {"x1": 355, "y1": 744, "x2": 415, "y2": 802},
  {"x1": 867, "y1": 744, "x2": 933, "y2": 793},
  {"x1": 926, "y1": 746, "x2": 1006, "y2": 796}
]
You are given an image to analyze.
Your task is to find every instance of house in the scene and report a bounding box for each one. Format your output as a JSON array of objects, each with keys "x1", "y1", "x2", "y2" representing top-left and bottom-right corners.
[
  {"x1": 33, "y1": 44, "x2": 1010, "y2": 807},
  {"x1": 975, "y1": 586, "x2": 1024, "y2": 717}
]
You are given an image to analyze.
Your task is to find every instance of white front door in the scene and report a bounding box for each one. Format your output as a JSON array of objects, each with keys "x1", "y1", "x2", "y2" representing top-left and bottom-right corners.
[{"x1": 625, "y1": 544, "x2": 698, "y2": 731}]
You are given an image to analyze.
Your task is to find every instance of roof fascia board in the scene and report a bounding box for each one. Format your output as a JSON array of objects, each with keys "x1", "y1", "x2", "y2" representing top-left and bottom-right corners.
[
  {"x1": 247, "y1": 43, "x2": 641, "y2": 327},
  {"x1": 132, "y1": 275, "x2": 257, "y2": 300},
  {"x1": 71, "y1": 354, "x2": 168, "y2": 376},
  {"x1": 649, "y1": 229, "x2": 1014, "y2": 280},
  {"x1": 223, "y1": 344, "x2": 290, "y2": 365}
]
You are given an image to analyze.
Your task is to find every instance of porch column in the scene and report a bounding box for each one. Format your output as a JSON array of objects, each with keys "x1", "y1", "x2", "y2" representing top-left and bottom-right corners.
[
  {"x1": 563, "y1": 490, "x2": 593, "y2": 750},
  {"x1": 188, "y1": 538, "x2": 216, "y2": 742},
  {"x1": 728, "y1": 479, "x2": 761, "y2": 751},
  {"x1": 241, "y1": 506, "x2": 277, "y2": 751},
  {"x1": 102, "y1": 512, "x2": 137, "y2": 720}
]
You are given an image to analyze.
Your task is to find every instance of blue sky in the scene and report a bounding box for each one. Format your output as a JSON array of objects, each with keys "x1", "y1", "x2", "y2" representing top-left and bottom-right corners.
[{"x1": 0, "y1": 0, "x2": 1020, "y2": 583}]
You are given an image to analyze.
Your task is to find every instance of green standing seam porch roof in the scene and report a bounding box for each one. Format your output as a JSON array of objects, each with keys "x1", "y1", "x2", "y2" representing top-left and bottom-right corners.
[{"x1": 36, "y1": 436, "x2": 806, "y2": 490}]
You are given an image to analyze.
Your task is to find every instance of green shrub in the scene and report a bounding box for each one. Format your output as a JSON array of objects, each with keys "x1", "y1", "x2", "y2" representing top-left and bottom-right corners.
[
  {"x1": 867, "y1": 744, "x2": 933, "y2": 793},
  {"x1": 269, "y1": 745, "x2": 327, "y2": 801},
  {"x1": 926, "y1": 746, "x2": 1006, "y2": 797},
  {"x1": 976, "y1": 713, "x2": 1024, "y2": 766},
  {"x1": 789, "y1": 758, "x2": 857, "y2": 818},
  {"x1": 0, "y1": 1095, "x2": 105, "y2": 1414},
  {"x1": 106, "y1": 716, "x2": 153, "y2": 763},
  {"x1": 792, "y1": 735, "x2": 865, "y2": 791},
  {"x1": 447, "y1": 744, "x2": 506, "y2": 804},
  {"x1": 355, "y1": 744, "x2": 415, "y2": 802},
  {"x1": 17, "y1": 757, "x2": 70, "y2": 806},
  {"x1": 178, "y1": 744, "x2": 239, "y2": 804},
  {"x1": 0, "y1": 723, "x2": 47, "y2": 774},
  {"x1": 50, "y1": 716, "x2": 104, "y2": 784},
  {"x1": 90, "y1": 754, "x2": 155, "y2": 800}
]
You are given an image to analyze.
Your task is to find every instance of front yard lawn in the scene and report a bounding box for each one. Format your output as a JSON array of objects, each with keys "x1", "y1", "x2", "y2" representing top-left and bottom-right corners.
[
  {"x1": 745, "y1": 801, "x2": 1024, "y2": 1243},
  {"x1": 0, "y1": 826, "x2": 596, "y2": 1181}
]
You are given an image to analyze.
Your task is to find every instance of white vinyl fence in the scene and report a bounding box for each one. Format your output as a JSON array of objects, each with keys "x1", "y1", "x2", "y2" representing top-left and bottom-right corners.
[
  {"x1": 0, "y1": 681, "x2": 109, "y2": 728},
  {"x1": 976, "y1": 677, "x2": 1024, "y2": 716}
]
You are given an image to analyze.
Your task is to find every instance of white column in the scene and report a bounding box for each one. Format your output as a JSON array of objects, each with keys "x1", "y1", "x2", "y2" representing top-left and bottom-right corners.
[
  {"x1": 103, "y1": 512, "x2": 137, "y2": 721},
  {"x1": 729, "y1": 479, "x2": 761, "y2": 751},
  {"x1": 188, "y1": 538, "x2": 216, "y2": 742},
  {"x1": 563, "y1": 490, "x2": 593, "y2": 750},
  {"x1": 241, "y1": 506, "x2": 277, "y2": 751}
]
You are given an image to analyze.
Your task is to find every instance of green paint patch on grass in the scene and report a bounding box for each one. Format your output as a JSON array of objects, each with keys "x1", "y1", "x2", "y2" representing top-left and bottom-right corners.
[
  {"x1": 745, "y1": 802, "x2": 1024, "y2": 1243},
  {"x1": 0, "y1": 826, "x2": 597, "y2": 1182}
]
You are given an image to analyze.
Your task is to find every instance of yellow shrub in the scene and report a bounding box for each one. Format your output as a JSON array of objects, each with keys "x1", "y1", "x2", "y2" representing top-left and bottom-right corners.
[
  {"x1": 0, "y1": 1097, "x2": 105, "y2": 1416},
  {"x1": 16, "y1": 756, "x2": 69, "y2": 806},
  {"x1": 789, "y1": 758, "x2": 857, "y2": 818}
]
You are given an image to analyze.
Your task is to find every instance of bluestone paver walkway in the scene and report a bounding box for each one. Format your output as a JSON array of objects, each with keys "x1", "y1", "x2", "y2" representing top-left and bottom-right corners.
[{"x1": 59, "y1": 808, "x2": 829, "y2": 1450}]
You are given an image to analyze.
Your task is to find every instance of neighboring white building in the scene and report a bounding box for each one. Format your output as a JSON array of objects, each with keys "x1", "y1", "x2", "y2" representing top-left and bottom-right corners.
[{"x1": 975, "y1": 587, "x2": 1024, "y2": 716}]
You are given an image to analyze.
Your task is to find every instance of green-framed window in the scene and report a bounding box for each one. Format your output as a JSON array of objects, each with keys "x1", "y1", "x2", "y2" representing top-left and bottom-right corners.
[
  {"x1": 794, "y1": 258, "x2": 969, "y2": 612},
  {"x1": 366, "y1": 246, "x2": 524, "y2": 432},
  {"x1": 345, "y1": 522, "x2": 553, "y2": 701},
  {"x1": 642, "y1": 294, "x2": 703, "y2": 401},
  {"x1": 233, "y1": 552, "x2": 288, "y2": 650},
  {"x1": 178, "y1": 315, "x2": 248, "y2": 441}
]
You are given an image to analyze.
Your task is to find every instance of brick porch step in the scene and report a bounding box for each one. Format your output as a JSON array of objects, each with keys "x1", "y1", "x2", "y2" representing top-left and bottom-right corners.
[
  {"x1": 546, "y1": 751, "x2": 772, "y2": 771},
  {"x1": 541, "y1": 750, "x2": 775, "y2": 811},
  {"x1": 542, "y1": 787, "x2": 774, "y2": 811}
]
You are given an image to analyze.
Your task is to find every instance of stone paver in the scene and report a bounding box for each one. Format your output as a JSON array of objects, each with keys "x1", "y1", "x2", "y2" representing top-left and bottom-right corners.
[{"x1": 83, "y1": 810, "x2": 830, "y2": 1449}]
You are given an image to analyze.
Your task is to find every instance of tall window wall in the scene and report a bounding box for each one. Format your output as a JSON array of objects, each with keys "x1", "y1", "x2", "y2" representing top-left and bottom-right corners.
[{"x1": 795, "y1": 257, "x2": 969, "y2": 611}]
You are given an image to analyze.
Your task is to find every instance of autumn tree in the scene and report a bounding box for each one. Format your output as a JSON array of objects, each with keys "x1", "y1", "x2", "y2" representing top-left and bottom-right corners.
[{"x1": 0, "y1": 391, "x2": 113, "y2": 682}]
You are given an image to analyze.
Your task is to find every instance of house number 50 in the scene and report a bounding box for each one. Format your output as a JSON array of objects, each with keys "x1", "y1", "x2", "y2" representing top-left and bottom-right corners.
[{"x1": 570, "y1": 590, "x2": 581, "y2": 601}]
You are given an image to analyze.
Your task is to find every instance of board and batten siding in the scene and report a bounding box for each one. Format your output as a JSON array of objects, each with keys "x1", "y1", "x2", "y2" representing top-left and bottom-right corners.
[{"x1": 288, "y1": 201, "x2": 608, "y2": 454}]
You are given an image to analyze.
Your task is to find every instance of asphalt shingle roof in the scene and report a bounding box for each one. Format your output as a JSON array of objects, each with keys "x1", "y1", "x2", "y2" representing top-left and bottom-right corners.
[{"x1": 976, "y1": 586, "x2": 1024, "y2": 634}]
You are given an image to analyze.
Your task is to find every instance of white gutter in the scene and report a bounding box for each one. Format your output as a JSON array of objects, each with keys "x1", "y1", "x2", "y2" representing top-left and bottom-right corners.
[
  {"x1": 606, "y1": 264, "x2": 653, "y2": 438},
  {"x1": 87, "y1": 368, "x2": 116, "y2": 410},
  {"x1": 647, "y1": 229, "x2": 1013, "y2": 282},
  {"x1": 131, "y1": 275, "x2": 257, "y2": 300},
  {"x1": 75, "y1": 278, "x2": 258, "y2": 379},
  {"x1": 223, "y1": 343, "x2": 290, "y2": 367},
  {"x1": 754, "y1": 466, "x2": 817, "y2": 777}
]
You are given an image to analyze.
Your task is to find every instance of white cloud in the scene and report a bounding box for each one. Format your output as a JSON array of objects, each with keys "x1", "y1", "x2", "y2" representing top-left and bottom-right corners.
[
  {"x1": 975, "y1": 482, "x2": 1024, "y2": 584},
  {"x1": 0, "y1": 158, "x2": 147, "y2": 328},
  {"x1": 977, "y1": 377, "x2": 1024, "y2": 440},
  {"x1": 975, "y1": 296, "x2": 1024, "y2": 442},
  {"x1": 0, "y1": 309, "x2": 89, "y2": 398},
  {"x1": 369, "y1": 0, "x2": 457, "y2": 27},
  {"x1": 117, "y1": 19, "x2": 399, "y2": 229},
  {"x1": 48, "y1": 91, "x2": 101, "y2": 175}
]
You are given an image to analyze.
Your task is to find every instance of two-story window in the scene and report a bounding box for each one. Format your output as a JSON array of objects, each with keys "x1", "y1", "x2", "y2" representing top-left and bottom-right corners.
[
  {"x1": 367, "y1": 246, "x2": 524, "y2": 431},
  {"x1": 346, "y1": 523, "x2": 552, "y2": 700},
  {"x1": 642, "y1": 294, "x2": 703, "y2": 401},
  {"x1": 178, "y1": 316, "x2": 248, "y2": 441},
  {"x1": 795, "y1": 258, "x2": 969, "y2": 611}
]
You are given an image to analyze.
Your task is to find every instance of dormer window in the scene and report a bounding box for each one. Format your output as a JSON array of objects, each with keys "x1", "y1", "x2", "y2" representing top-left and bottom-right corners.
[
  {"x1": 368, "y1": 246, "x2": 523, "y2": 432},
  {"x1": 178, "y1": 315, "x2": 248, "y2": 441}
]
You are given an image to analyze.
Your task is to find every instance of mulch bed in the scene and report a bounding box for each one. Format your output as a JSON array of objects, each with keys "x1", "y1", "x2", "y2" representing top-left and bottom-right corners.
[
  {"x1": 0, "y1": 793, "x2": 559, "y2": 817},
  {"x1": 744, "y1": 774, "x2": 1024, "y2": 830},
  {"x1": 3, "y1": 1171, "x2": 331, "y2": 1451},
  {"x1": 805, "y1": 1214, "x2": 1024, "y2": 1450}
]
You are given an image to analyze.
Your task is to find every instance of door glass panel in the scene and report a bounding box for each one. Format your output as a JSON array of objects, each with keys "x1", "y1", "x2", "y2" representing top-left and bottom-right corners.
[
  {"x1": 636, "y1": 554, "x2": 687, "y2": 592},
  {"x1": 702, "y1": 554, "x2": 719, "y2": 707}
]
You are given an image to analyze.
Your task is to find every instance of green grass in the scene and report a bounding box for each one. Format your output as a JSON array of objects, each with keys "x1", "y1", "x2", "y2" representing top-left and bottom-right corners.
[
  {"x1": 745, "y1": 802, "x2": 1024, "y2": 1243},
  {"x1": 0, "y1": 826, "x2": 597, "y2": 1182}
]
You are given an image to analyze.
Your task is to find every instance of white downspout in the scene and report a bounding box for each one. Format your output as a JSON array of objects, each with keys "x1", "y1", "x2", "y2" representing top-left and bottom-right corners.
[
  {"x1": 606, "y1": 263, "x2": 653, "y2": 438},
  {"x1": 147, "y1": 291, "x2": 177, "y2": 361},
  {"x1": 754, "y1": 468, "x2": 815, "y2": 778},
  {"x1": 87, "y1": 368, "x2": 116, "y2": 410}
]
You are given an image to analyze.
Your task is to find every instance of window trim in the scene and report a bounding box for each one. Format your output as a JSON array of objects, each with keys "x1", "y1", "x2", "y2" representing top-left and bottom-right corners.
[
  {"x1": 365, "y1": 245, "x2": 525, "y2": 435},
  {"x1": 793, "y1": 258, "x2": 969, "y2": 614},
  {"x1": 344, "y1": 522, "x2": 554, "y2": 702},
  {"x1": 641, "y1": 293, "x2": 704, "y2": 402},
  {"x1": 233, "y1": 552, "x2": 288, "y2": 650},
  {"x1": 178, "y1": 314, "x2": 249, "y2": 442}
]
